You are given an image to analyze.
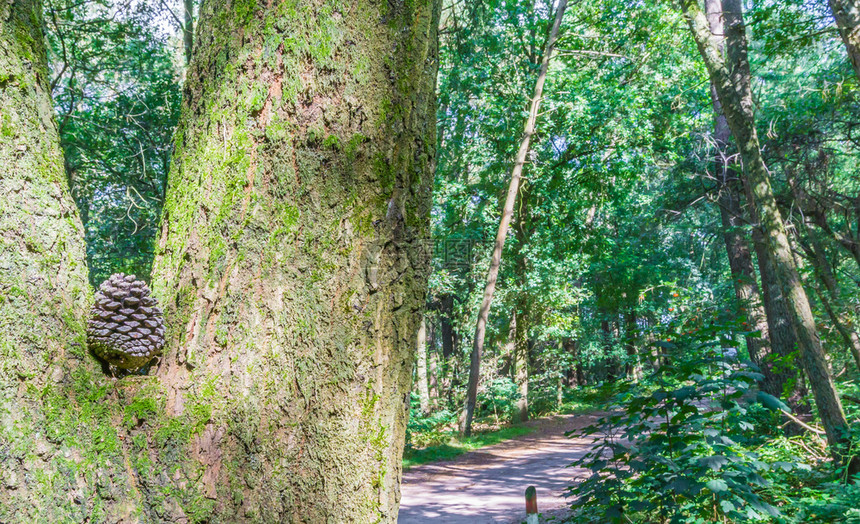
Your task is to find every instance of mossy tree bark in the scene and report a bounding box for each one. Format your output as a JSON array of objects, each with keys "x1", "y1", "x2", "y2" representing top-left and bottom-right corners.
[
  {"x1": 0, "y1": 2, "x2": 145, "y2": 522},
  {"x1": 142, "y1": 0, "x2": 440, "y2": 522},
  {"x1": 682, "y1": 0, "x2": 852, "y2": 463},
  {"x1": 706, "y1": 0, "x2": 805, "y2": 407}
]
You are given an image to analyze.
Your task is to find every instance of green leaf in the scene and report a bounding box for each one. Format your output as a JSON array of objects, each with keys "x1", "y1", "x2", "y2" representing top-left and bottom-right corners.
[
  {"x1": 756, "y1": 391, "x2": 790, "y2": 413},
  {"x1": 706, "y1": 479, "x2": 728, "y2": 493},
  {"x1": 699, "y1": 455, "x2": 730, "y2": 471}
]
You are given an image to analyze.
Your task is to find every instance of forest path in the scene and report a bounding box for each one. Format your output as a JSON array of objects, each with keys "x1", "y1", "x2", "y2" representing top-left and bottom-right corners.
[{"x1": 397, "y1": 412, "x2": 602, "y2": 523}]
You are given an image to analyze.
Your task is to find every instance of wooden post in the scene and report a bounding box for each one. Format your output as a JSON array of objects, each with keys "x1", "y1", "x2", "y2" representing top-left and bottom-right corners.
[{"x1": 525, "y1": 485, "x2": 538, "y2": 524}]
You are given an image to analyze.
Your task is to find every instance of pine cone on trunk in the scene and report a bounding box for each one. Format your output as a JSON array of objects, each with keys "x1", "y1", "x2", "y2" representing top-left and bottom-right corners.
[{"x1": 87, "y1": 273, "x2": 165, "y2": 369}]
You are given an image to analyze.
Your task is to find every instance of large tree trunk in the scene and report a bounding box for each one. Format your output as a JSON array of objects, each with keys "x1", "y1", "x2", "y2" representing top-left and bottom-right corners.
[
  {"x1": 0, "y1": 2, "x2": 142, "y2": 521},
  {"x1": 461, "y1": 0, "x2": 567, "y2": 436},
  {"x1": 828, "y1": 0, "x2": 860, "y2": 80},
  {"x1": 682, "y1": 0, "x2": 852, "y2": 465},
  {"x1": 750, "y1": 224, "x2": 811, "y2": 413},
  {"x1": 145, "y1": 1, "x2": 440, "y2": 521}
]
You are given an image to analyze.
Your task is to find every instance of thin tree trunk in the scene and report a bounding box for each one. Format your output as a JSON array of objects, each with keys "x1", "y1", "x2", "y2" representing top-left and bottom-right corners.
[
  {"x1": 439, "y1": 295, "x2": 455, "y2": 408},
  {"x1": 428, "y1": 320, "x2": 439, "y2": 404},
  {"x1": 625, "y1": 311, "x2": 641, "y2": 381},
  {"x1": 682, "y1": 0, "x2": 852, "y2": 466},
  {"x1": 511, "y1": 310, "x2": 529, "y2": 423},
  {"x1": 798, "y1": 230, "x2": 860, "y2": 369},
  {"x1": 461, "y1": 0, "x2": 567, "y2": 436},
  {"x1": 828, "y1": 0, "x2": 860, "y2": 80},
  {"x1": 183, "y1": 0, "x2": 194, "y2": 65},
  {"x1": 150, "y1": 1, "x2": 441, "y2": 520},
  {"x1": 440, "y1": 295, "x2": 455, "y2": 362},
  {"x1": 0, "y1": 2, "x2": 139, "y2": 520},
  {"x1": 416, "y1": 319, "x2": 431, "y2": 416},
  {"x1": 601, "y1": 318, "x2": 616, "y2": 381},
  {"x1": 512, "y1": 183, "x2": 532, "y2": 423}
]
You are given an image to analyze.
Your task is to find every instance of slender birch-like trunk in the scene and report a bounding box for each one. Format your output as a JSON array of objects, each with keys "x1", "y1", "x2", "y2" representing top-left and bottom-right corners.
[
  {"x1": 461, "y1": 0, "x2": 568, "y2": 436},
  {"x1": 416, "y1": 319, "x2": 431, "y2": 416}
]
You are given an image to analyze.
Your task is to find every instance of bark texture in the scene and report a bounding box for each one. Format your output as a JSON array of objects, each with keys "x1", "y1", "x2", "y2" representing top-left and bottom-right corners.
[
  {"x1": 144, "y1": 1, "x2": 440, "y2": 522},
  {"x1": 0, "y1": 2, "x2": 143, "y2": 522},
  {"x1": 828, "y1": 0, "x2": 860, "y2": 80},
  {"x1": 683, "y1": 0, "x2": 850, "y2": 458}
]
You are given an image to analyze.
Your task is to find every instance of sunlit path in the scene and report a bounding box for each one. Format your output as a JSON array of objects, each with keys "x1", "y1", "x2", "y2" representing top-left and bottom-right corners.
[{"x1": 398, "y1": 414, "x2": 597, "y2": 524}]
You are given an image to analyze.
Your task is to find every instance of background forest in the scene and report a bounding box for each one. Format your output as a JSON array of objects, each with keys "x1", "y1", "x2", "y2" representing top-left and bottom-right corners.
[{"x1": 3, "y1": 0, "x2": 860, "y2": 521}]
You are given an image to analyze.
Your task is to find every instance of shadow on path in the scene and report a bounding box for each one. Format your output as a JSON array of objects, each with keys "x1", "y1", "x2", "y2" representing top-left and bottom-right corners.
[{"x1": 398, "y1": 413, "x2": 600, "y2": 524}]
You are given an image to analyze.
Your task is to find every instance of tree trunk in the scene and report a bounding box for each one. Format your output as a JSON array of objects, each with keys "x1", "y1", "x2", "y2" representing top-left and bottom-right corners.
[
  {"x1": 416, "y1": 319, "x2": 431, "y2": 416},
  {"x1": 510, "y1": 311, "x2": 529, "y2": 423},
  {"x1": 183, "y1": 0, "x2": 194, "y2": 65},
  {"x1": 461, "y1": 0, "x2": 567, "y2": 436},
  {"x1": 428, "y1": 320, "x2": 439, "y2": 404},
  {"x1": 705, "y1": 0, "x2": 773, "y2": 387},
  {"x1": 564, "y1": 338, "x2": 586, "y2": 386},
  {"x1": 439, "y1": 295, "x2": 455, "y2": 407},
  {"x1": 147, "y1": 1, "x2": 440, "y2": 521},
  {"x1": 802, "y1": 232, "x2": 860, "y2": 369},
  {"x1": 440, "y1": 295, "x2": 456, "y2": 362},
  {"x1": 624, "y1": 311, "x2": 641, "y2": 381},
  {"x1": 511, "y1": 182, "x2": 532, "y2": 424},
  {"x1": 750, "y1": 225, "x2": 810, "y2": 413},
  {"x1": 828, "y1": 0, "x2": 860, "y2": 80},
  {"x1": 0, "y1": 2, "x2": 142, "y2": 520},
  {"x1": 682, "y1": 0, "x2": 852, "y2": 464}
]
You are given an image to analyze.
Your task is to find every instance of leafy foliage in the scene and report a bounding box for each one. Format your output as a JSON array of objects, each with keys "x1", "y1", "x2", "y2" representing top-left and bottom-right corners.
[
  {"x1": 567, "y1": 326, "x2": 810, "y2": 523},
  {"x1": 46, "y1": 0, "x2": 182, "y2": 284}
]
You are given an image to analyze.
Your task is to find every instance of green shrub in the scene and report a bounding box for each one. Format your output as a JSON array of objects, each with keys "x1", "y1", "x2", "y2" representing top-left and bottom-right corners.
[
  {"x1": 476, "y1": 377, "x2": 520, "y2": 422},
  {"x1": 566, "y1": 333, "x2": 808, "y2": 523}
]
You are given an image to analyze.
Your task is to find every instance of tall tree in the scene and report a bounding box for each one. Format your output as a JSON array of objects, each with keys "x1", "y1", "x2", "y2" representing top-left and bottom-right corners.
[
  {"x1": 143, "y1": 1, "x2": 440, "y2": 521},
  {"x1": 461, "y1": 0, "x2": 567, "y2": 437},
  {"x1": 0, "y1": 1, "x2": 141, "y2": 520},
  {"x1": 681, "y1": 0, "x2": 853, "y2": 466},
  {"x1": 707, "y1": 0, "x2": 774, "y2": 393},
  {"x1": 828, "y1": 0, "x2": 860, "y2": 80}
]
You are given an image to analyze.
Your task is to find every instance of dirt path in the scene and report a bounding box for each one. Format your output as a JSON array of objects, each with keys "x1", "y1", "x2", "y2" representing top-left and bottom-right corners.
[{"x1": 397, "y1": 413, "x2": 601, "y2": 524}]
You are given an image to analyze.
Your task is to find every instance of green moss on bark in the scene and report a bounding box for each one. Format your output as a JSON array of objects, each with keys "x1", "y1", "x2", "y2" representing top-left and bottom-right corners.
[{"x1": 148, "y1": 0, "x2": 441, "y2": 521}]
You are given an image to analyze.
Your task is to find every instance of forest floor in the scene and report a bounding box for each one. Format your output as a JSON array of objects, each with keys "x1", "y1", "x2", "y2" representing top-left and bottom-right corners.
[{"x1": 397, "y1": 411, "x2": 603, "y2": 523}]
